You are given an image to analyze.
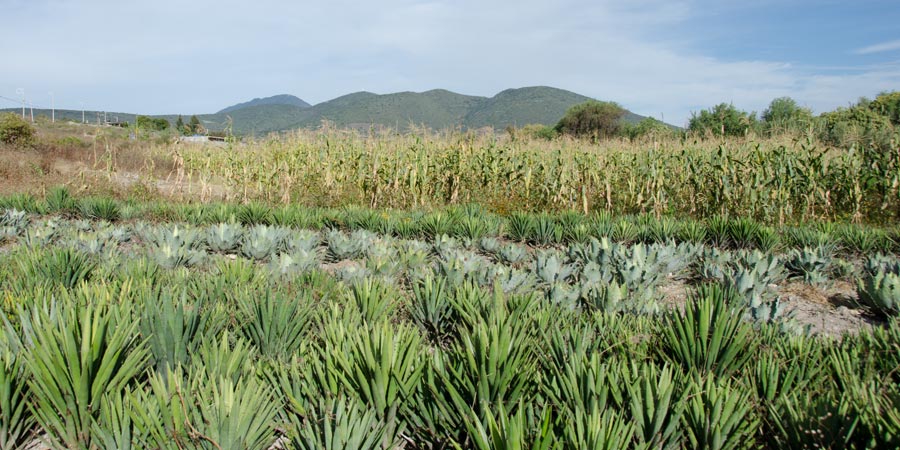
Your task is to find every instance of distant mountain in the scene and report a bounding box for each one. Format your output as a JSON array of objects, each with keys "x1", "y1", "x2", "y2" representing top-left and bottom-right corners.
[
  {"x1": 465, "y1": 87, "x2": 590, "y2": 129},
  {"x1": 292, "y1": 89, "x2": 485, "y2": 130},
  {"x1": 279, "y1": 86, "x2": 650, "y2": 132},
  {"x1": 217, "y1": 94, "x2": 310, "y2": 114},
  {"x1": 3, "y1": 87, "x2": 664, "y2": 135}
]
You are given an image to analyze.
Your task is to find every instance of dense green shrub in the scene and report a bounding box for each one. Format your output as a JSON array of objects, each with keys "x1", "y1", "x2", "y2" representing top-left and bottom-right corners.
[
  {"x1": 555, "y1": 100, "x2": 626, "y2": 138},
  {"x1": 689, "y1": 103, "x2": 756, "y2": 137},
  {"x1": 0, "y1": 113, "x2": 35, "y2": 147}
]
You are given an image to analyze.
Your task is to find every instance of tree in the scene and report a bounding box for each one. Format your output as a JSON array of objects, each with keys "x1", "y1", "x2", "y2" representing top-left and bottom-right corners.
[
  {"x1": 761, "y1": 97, "x2": 812, "y2": 134},
  {"x1": 818, "y1": 91, "x2": 899, "y2": 147},
  {"x1": 188, "y1": 115, "x2": 203, "y2": 135},
  {"x1": 175, "y1": 115, "x2": 185, "y2": 134},
  {"x1": 555, "y1": 100, "x2": 626, "y2": 139},
  {"x1": 688, "y1": 103, "x2": 756, "y2": 137},
  {"x1": 0, "y1": 112, "x2": 36, "y2": 147},
  {"x1": 136, "y1": 115, "x2": 170, "y2": 131}
]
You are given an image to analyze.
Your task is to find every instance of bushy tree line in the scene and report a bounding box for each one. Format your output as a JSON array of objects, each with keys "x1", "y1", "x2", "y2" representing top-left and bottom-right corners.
[
  {"x1": 526, "y1": 91, "x2": 898, "y2": 147},
  {"x1": 175, "y1": 115, "x2": 205, "y2": 135},
  {"x1": 135, "y1": 115, "x2": 170, "y2": 132}
]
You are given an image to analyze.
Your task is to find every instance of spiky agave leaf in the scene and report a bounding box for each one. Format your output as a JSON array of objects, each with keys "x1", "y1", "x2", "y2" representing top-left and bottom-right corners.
[
  {"x1": 345, "y1": 278, "x2": 397, "y2": 325},
  {"x1": 140, "y1": 289, "x2": 223, "y2": 373},
  {"x1": 625, "y1": 362, "x2": 685, "y2": 450},
  {"x1": 461, "y1": 402, "x2": 559, "y2": 450},
  {"x1": 238, "y1": 290, "x2": 315, "y2": 361},
  {"x1": 563, "y1": 406, "x2": 634, "y2": 450},
  {"x1": 133, "y1": 367, "x2": 279, "y2": 450},
  {"x1": 0, "y1": 334, "x2": 34, "y2": 450},
  {"x1": 17, "y1": 293, "x2": 148, "y2": 449},
  {"x1": 205, "y1": 222, "x2": 244, "y2": 253},
  {"x1": 683, "y1": 376, "x2": 759, "y2": 450},
  {"x1": 240, "y1": 224, "x2": 289, "y2": 260},
  {"x1": 287, "y1": 396, "x2": 395, "y2": 450},
  {"x1": 16, "y1": 247, "x2": 97, "y2": 290},
  {"x1": 409, "y1": 275, "x2": 454, "y2": 345},
  {"x1": 857, "y1": 256, "x2": 900, "y2": 317},
  {"x1": 661, "y1": 284, "x2": 756, "y2": 377}
]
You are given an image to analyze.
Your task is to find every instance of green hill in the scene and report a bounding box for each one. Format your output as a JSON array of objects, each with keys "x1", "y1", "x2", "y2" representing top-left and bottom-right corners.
[
  {"x1": 464, "y1": 86, "x2": 591, "y2": 129},
  {"x1": 218, "y1": 94, "x2": 310, "y2": 114},
  {"x1": 292, "y1": 89, "x2": 485, "y2": 130},
  {"x1": 2, "y1": 86, "x2": 661, "y2": 135}
]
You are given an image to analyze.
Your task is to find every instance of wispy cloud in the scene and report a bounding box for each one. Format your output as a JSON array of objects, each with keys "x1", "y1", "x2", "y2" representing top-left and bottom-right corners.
[
  {"x1": 1, "y1": 0, "x2": 898, "y2": 125},
  {"x1": 856, "y1": 39, "x2": 900, "y2": 55}
]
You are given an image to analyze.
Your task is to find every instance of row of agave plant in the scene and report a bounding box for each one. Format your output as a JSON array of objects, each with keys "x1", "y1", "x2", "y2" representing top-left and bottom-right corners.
[
  {"x1": 3, "y1": 189, "x2": 900, "y2": 256},
  {"x1": 0, "y1": 233, "x2": 899, "y2": 449},
  {"x1": 2, "y1": 207, "x2": 899, "y2": 320}
]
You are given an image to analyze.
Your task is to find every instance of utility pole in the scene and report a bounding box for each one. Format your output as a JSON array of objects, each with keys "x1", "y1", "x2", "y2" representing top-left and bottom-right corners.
[{"x1": 49, "y1": 92, "x2": 55, "y2": 123}]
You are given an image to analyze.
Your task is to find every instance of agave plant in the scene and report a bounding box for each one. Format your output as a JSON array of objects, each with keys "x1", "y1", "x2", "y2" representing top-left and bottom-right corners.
[
  {"x1": 205, "y1": 222, "x2": 244, "y2": 253},
  {"x1": 345, "y1": 278, "x2": 396, "y2": 324},
  {"x1": 0, "y1": 338, "x2": 34, "y2": 450},
  {"x1": 437, "y1": 249, "x2": 484, "y2": 286},
  {"x1": 21, "y1": 219, "x2": 59, "y2": 247},
  {"x1": 455, "y1": 215, "x2": 490, "y2": 241},
  {"x1": 661, "y1": 284, "x2": 756, "y2": 377},
  {"x1": 478, "y1": 236, "x2": 501, "y2": 255},
  {"x1": 269, "y1": 250, "x2": 320, "y2": 278},
  {"x1": 626, "y1": 363, "x2": 684, "y2": 450},
  {"x1": 326, "y1": 321, "x2": 424, "y2": 425},
  {"x1": 16, "y1": 247, "x2": 96, "y2": 290},
  {"x1": 461, "y1": 403, "x2": 558, "y2": 450},
  {"x1": 498, "y1": 242, "x2": 530, "y2": 266},
  {"x1": 529, "y1": 213, "x2": 562, "y2": 246},
  {"x1": 286, "y1": 229, "x2": 321, "y2": 253},
  {"x1": 786, "y1": 246, "x2": 833, "y2": 284},
  {"x1": 683, "y1": 376, "x2": 759, "y2": 450},
  {"x1": 237, "y1": 201, "x2": 273, "y2": 225},
  {"x1": 326, "y1": 229, "x2": 371, "y2": 261},
  {"x1": 149, "y1": 239, "x2": 206, "y2": 269},
  {"x1": 132, "y1": 367, "x2": 279, "y2": 450},
  {"x1": 397, "y1": 239, "x2": 431, "y2": 272},
  {"x1": 419, "y1": 212, "x2": 456, "y2": 239},
  {"x1": 532, "y1": 250, "x2": 576, "y2": 285},
  {"x1": 241, "y1": 224, "x2": 289, "y2": 260},
  {"x1": 365, "y1": 240, "x2": 402, "y2": 280},
  {"x1": 78, "y1": 197, "x2": 121, "y2": 222},
  {"x1": 727, "y1": 217, "x2": 761, "y2": 249},
  {"x1": 0, "y1": 208, "x2": 28, "y2": 230},
  {"x1": 17, "y1": 296, "x2": 148, "y2": 449},
  {"x1": 287, "y1": 396, "x2": 396, "y2": 450},
  {"x1": 563, "y1": 406, "x2": 634, "y2": 450},
  {"x1": 238, "y1": 290, "x2": 314, "y2": 361},
  {"x1": 857, "y1": 257, "x2": 900, "y2": 317},
  {"x1": 409, "y1": 275, "x2": 454, "y2": 344},
  {"x1": 579, "y1": 281, "x2": 629, "y2": 314},
  {"x1": 72, "y1": 232, "x2": 115, "y2": 256},
  {"x1": 44, "y1": 186, "x2": 77, "y2": 215},
  {"x1": 140, "y1": 290, "x2": 223, "y2": 373},
  {"x1": 506, "y1": 212, "x2": 534, "y2": 242}
]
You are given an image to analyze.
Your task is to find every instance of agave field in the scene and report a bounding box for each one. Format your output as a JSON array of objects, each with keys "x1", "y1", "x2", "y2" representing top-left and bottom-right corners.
[{"x1": 0, "y1": 187, "x2": 899, "y2": 449}]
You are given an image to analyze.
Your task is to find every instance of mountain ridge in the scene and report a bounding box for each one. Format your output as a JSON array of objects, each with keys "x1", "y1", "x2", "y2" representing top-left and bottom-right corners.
[{"x1": 3, "y1": 86, "x2": 665, "y2": 135}]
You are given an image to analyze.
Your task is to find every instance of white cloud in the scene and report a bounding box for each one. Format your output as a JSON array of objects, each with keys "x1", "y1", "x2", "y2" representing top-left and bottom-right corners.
[
  {"x1": 855, "y1": 40, "x2": 900, "y2": 55},
  {"x1": 1, "y1": 0, "x2": 897, "y2": 125}
]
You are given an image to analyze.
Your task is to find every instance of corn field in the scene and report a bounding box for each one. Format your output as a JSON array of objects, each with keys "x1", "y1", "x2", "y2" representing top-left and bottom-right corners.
[
  {"x1": 177, "y1": 130, "x2": 900, "y2": 225},
  {"x1": 1, "y1": 189, "x2": 899, "y2": 449}
]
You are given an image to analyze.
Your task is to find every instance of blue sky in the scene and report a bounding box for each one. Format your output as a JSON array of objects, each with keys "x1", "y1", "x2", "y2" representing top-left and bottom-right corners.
[{"x1": 1, "y1": 0, "x2": 898, "y2": 125}]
